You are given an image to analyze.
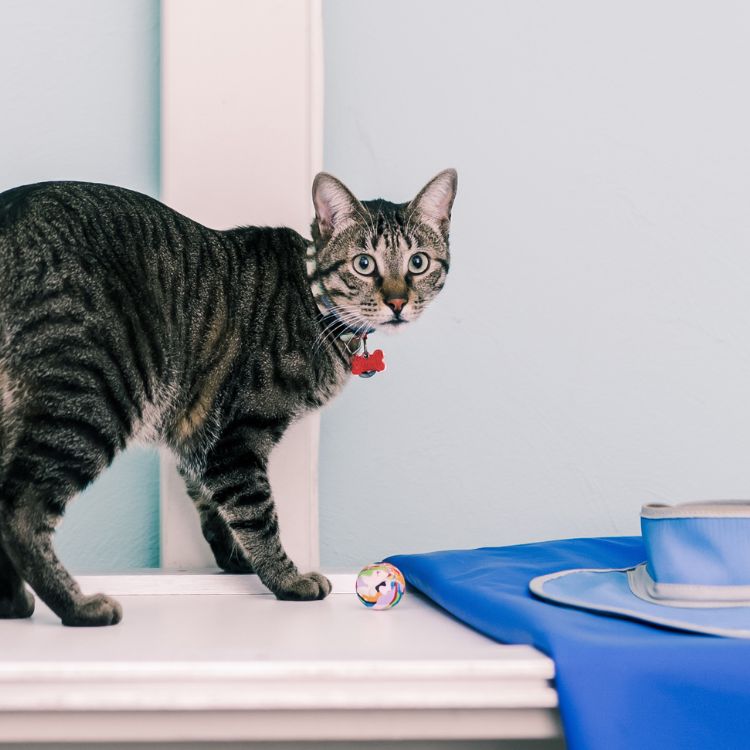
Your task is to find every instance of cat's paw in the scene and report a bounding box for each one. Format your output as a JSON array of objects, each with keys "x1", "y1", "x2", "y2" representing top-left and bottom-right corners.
[
  {"x1": 62, "y1": 593, "x2": 123, "y2": 627},
  {"x1": 0, "y1": 587, "x2": 35, "y2": 619},
  {"x1": 274, "y1": 572, "x2": 332, "y2": 601}
]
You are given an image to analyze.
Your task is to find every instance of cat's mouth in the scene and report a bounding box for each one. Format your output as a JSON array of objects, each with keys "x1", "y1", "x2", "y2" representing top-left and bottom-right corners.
[{"x1": 380, "y1": 318, "x2": 409, "y2": 331}]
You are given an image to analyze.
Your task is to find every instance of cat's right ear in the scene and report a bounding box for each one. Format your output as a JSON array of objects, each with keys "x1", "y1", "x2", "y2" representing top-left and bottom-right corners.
[{"x1": 312, "y1": 173, "x2": 363, "y2": 242}]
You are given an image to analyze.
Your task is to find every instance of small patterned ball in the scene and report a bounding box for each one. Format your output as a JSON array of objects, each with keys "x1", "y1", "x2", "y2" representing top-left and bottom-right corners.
[{"x1": 356, "y1": 562, "x2": 406, "y2": 610}]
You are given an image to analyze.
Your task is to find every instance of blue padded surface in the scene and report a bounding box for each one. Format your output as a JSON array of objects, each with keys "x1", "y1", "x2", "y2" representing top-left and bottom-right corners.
[{"x1": 388, "y1": 537, "x2": 750, "y2": 750}]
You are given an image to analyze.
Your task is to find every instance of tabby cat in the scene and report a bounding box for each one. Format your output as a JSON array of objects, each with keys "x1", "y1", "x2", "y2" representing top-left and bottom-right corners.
[{"x1": 0, "y1": 169, "x2": 457, "y2": 625}]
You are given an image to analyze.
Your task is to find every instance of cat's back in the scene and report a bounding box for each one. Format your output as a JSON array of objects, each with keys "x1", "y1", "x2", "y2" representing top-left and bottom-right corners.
[
  {"x1": 0, "y1": 182, "x2": 207, "y2": 369},
  {"x1": 0, "y1": 180, "x2": 184, "y2": 247},
  {"x1": 0, "y1": 181, "x2": 204, "y2": 305}
]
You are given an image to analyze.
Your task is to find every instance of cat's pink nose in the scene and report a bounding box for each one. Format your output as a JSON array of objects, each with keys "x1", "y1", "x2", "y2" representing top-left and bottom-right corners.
[{"x1": 386, "y1": 298, "x2": 406, "y2": 314}]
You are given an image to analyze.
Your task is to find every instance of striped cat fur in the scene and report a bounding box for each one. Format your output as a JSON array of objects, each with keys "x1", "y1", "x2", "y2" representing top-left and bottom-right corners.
[{"x1": 0, "y1": 169, "x2": 456, "y2": 625}]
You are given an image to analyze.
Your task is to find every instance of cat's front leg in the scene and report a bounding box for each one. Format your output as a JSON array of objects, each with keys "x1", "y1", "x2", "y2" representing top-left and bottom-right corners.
[{"x1": 196, "y1": 423, "x2": 331, "y2": 600}]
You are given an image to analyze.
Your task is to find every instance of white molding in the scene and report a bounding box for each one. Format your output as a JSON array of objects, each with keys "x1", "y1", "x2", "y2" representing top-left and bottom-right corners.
[
  {"x1": 0, "y1": 671, "x2": 557, "y2": 711},
  {"x1": 0, "y1": 572, "x2": 559, "y2": 742},
  {"x1": 0, "y1": 658, "x2": 555, "y2": 683},
  {"x1": 159, "y1": 0, "x2": 324, "y2": 571},
  {"x1": 0, "y1": 709, "x2": 561, "y2": 743}
]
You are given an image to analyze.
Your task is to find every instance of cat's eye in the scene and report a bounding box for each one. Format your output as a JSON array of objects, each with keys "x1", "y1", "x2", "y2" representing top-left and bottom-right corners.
[
  {"x1": 408, "y1": 252, "x2": 430, "y2": 275},
  {"x1": 353, "y1": 254, "x2": 376, "y2": 276}
]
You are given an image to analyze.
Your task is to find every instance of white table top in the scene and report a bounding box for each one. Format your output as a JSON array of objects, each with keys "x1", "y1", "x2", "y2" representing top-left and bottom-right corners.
[{"x1": 0, "y1": 573, "x2": 560, "y2": 743}]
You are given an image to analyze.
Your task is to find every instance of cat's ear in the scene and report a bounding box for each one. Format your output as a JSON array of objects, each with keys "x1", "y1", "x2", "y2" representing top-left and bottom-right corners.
[
  {"x1": 407, "y1": 169, "x2": 458, "y2": 240},
  {"x1": 312, "y1": 173, "x2": 364, "y2": 241}
]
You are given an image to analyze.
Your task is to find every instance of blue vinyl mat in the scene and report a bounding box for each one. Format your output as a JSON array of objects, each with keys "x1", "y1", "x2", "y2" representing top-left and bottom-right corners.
[{"x1": 388, "y1": 537, "x2": 750, "y2": 750}]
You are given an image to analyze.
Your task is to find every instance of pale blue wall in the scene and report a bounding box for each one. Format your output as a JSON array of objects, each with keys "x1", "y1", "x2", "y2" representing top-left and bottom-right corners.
[
  {"x1": 0, "y1": 0, "x2": 161, "y2": 570},
  {"x1": 3, "y1": 0, "x2": 750, "y2": 576},
  {"x1": 319, "y1": 0, "x2": 750, "y2": 567}
]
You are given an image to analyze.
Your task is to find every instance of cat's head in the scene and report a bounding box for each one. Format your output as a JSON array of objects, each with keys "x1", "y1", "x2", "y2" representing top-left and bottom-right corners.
[{"x1": 310, "y1": 169, "x2": 457, "y2": 332}]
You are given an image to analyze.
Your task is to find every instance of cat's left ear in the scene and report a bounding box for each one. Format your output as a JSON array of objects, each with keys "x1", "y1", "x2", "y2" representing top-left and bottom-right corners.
[
  {"x1": 407, "y1": 168, "x2": 458, "y2": 240},
  {"x1": 312, "y1": 173, "x2": 364, "y2": 242}
]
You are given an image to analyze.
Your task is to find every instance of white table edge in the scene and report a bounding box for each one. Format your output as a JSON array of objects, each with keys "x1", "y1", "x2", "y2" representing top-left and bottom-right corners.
[{"x1": 0, "y1": 572, "x2": 561, "y2": 743}]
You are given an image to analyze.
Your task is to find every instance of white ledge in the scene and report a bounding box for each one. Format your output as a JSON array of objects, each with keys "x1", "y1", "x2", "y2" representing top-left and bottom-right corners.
[{"x1": 0, "y1": 573, "x2": 560, "y2": 742}]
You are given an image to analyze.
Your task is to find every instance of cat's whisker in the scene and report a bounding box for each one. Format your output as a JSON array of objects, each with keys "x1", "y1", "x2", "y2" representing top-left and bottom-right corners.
[
  {"x1": 316, "y1": 314, "x2": 347, "y2": 340},
  {"x1": 355, "y1": 320, "x2": 370, "y2": 340},
  {"x1": 316, "y1": 322, "x2": 354, "y2": 355},
  {"x1": 318, "y1": 308, "x2": 370, "y2": 353},
  {"x1": 328, "y1": 302, "x2": 369, "y2": 327},
  {"x1": 312, "y1": 318, "x2": 346, "y2": 355},
  {"x1": 314, "y1": 326, "x2": 343, "y2": 355},
  {"x1": 322, "y1": 303, "x2": 367, "y2": 329},
  {"x1": 312, "y1": 310, "x2": 362, "y2": 355}
]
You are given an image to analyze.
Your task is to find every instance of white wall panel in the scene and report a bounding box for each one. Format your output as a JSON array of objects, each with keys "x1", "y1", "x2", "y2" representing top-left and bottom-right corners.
[{"x1": 160, "y1": 0, "x2": 323, "y2": 570}]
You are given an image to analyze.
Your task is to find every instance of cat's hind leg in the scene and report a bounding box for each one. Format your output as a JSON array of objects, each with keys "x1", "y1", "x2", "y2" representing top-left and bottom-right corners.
[
  {"x1": 181, "y1": 476, "x2": 254, "y2": 573},
  {"x1": 201, "y1": 504, "x2": 255, "y2": 574},
  {"x1": 0, "y1": 398, "x2": 126, "y2": 626},
  {"x1": 0, "y1": 350, "x2": 32, "y2": 617},
  {"x1": 0, "y1": 393, "x2": 33, "y2": 618},
  {"x1": 0, "y1": 538, "x2": 34, "y2": 619},
  {"x1": 0, "y1": 494, "x2": 122, "y2": 626}
]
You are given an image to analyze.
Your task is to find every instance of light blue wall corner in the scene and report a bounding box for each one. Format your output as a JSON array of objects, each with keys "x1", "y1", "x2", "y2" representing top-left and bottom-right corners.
[
  {"x1": 56, "y1": 448, "x2": 161, "y2": 572},
  {"x1": 1, "y1": 0, "x2": 161, "y2": 569}
]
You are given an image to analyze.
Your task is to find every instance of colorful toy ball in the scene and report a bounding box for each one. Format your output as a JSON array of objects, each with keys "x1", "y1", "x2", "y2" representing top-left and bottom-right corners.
[{"x1": 356, "y1": 562, "x2": 406, "y2": 610}]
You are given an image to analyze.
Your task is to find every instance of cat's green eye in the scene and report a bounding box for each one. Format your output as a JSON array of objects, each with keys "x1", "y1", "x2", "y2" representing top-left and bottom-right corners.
[
  {"x1": 353, "y1": 254, "x2": 376, "y2": 276},
  {"x1": 408, "y1": 252, "x2": 430, "y2": 275}
]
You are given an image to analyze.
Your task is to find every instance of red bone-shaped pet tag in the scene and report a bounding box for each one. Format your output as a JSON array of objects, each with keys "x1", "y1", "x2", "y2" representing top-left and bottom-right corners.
[{"x1": 351, "y1": 349, "x2": 386, "y2": 378}]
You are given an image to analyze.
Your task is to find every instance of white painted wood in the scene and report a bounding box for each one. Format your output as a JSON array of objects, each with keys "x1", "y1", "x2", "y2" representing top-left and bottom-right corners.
[
  {"x1": 0, "y1": 574, "x2": 560, "y2": 742},
  {"x1": 75, "y1": 571, "x2": 353, "y2": 596},
  {"x1": 159, "y1": 0, "x2": 324, "y2": 570},
  {"x1": 1, "y1": 742, "x2": 564, "y2": 750},
  {"x1": 0, "y1": 711, "x2": 561, "y2": 744}
]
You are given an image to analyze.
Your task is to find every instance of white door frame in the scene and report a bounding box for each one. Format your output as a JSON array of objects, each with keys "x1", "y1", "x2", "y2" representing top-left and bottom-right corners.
[{"x1": 158, "y1": 0, "x2": 323, "y2": 570}]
